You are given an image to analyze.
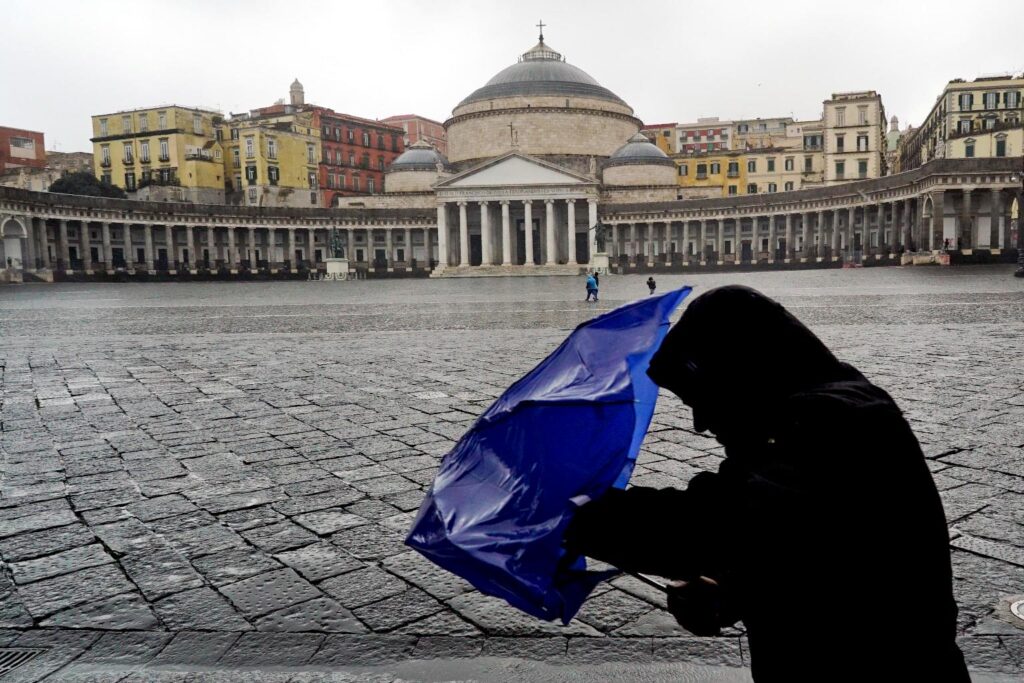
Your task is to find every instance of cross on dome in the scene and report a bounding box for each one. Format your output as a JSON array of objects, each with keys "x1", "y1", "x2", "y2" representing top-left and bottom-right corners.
[{"x1": 537, "y1": 20, "x2": 546, "y2": 43}]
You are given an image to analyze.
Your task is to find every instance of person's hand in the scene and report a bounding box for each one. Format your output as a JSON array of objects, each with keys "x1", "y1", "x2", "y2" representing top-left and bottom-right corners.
[{"x1": 666, "y1": 576, "x2": 730, "y2": 636}]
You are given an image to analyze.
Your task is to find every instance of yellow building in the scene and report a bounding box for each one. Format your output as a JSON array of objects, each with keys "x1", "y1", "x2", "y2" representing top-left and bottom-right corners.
[
  {"x1": 91, "y1": 106, "x2": 225, "y2": 203},
  {"x1": 641, "y1": 123, "x2": 677, "y2": 154},
  {"x1": 673, "y1": 151, "x2": 746, "y2": 198},
  {"x1": 220, "y1": 108, "x2": 321, "y2": 208}
]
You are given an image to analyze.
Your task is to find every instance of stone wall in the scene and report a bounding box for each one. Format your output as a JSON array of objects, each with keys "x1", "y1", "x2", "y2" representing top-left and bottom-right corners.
[
  {"x1": 602, "y1": 185, "x2": 679, "y2": 204},
  {"x1": 446, "y1": 109, "x2": 639, "y2": 163},
  {"x1": 334, "y1": 192, "x2": 435, "y2": 210},
  {"x1": 602, "y1": 164, "x2": 676, "y2": 187},
  {"x1": 385, "y1": 170, "x2": 447, "y2": 193},
  {"x1": 452, "y1": 94, "x2": 634, "y2": 118}
]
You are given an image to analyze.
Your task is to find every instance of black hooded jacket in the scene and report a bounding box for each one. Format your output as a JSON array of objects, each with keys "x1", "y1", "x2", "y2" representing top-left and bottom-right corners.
[{"x1": 566, "y1": 286, "x2": 968, "y2": 681}]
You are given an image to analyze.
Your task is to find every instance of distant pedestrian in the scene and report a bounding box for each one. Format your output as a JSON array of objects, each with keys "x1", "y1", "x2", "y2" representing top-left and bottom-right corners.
[
  {"x1": 646, "y1": 276, "x2": 656, "y2": 295},
  {"x1": 585, "y1": 273, "x2": 598, "y2": 302},
  {"x1": 593, "y1": 271, "x2": 600, "y2": 289}
]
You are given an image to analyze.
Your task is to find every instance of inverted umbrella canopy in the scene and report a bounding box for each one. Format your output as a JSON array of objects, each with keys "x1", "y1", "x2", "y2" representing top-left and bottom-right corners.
[{"x1": 406, "y1": 287, "x2": 692, "y2": 624}]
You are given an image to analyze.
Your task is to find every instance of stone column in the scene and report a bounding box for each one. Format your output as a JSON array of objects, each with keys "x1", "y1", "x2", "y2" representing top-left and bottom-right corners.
[
  {"x1": 163, "y1": 225, "x2": 174, "y2": 271},
  {"x1": 206, "y1": 226, "x2": 216, "y2": 269},
  {"x1": 767, "y1": 216, "x2": 776, "y2": 263},
  {"x1": 57, "y1": 219, "x2": 70, "y2": 270},
  {"x1": 458, "y1": 201, "x2": 469, "y2": 267},
  {"x1": 629, "y1": 223, "x2": 637, "y2": 265},
  {"x1": 38, "y1": 220, "x2": 50, "y2": 268},
  {"x1": 647, "y1": 223, "x2": 656, "y2": 266},
  {"x1": 500, "y1": 201, "x2": 511, "y2": 266},
  {"x1": 80, "y1": 221, "x2": 93, "y2": 273},
  {"x1": 20, "y1": 219, "x2": 35, "y2": 270},
  {"x1": 990, "y1": 189, "x2": 1002, "y2": 250},
  {"x1": 930, "y1": 191, "x2": 944, "y2": 251},
  {"x1": 227, "y1": 227, "x2": 237, "y2": 270},
  {"x1": 782, "y1": 214, "x2": 792, "y2": 261},
  {"x1": 306, "y1": 228, "x2": 315, "y2": 265},
  {"x1": 901, "y1": 199, "x2": 912, "y2": 251},
  {"x1": 811, "y1": 211, "x2": 821, "y2": 259},
  {"x1": 611, "y1": 223, "x2": 619, "y2": 259},
  {"x1": 347, "y1": 229, "x2": 354, "y2": 264},
  {"x1": 566, "y1": 199, "x2": 577, "y2": 264},
  {"x1": 959, "y1": 189, "x2": 973, "y2": 250},
  {"x1": 287, "y1": 228, "x2": 296, "y2": 269},
  {"x1": 424, "y1": 227, "x2": 433, "y2": 268},
  {"x1": 385, "y1": 228, "x2": 394, "y2": 270},
  {"x1": 101, "y1": 222, "x2": 113, "y2": 272},
  {"x1": 545, "y1": 199, "x2": 556, "y2": 265},
  {"x1": 268, "y1": 227, "x2": 279, "y2": 271},
  {"x1": 142, "y1": 225, "x2": 153, "y2": 272},
  {"x1": 245, "y1": 227, "x2": 255, "y2": 269},
  {"x1": 524, "y1": 201, "x2": 534, "y2": 265},
  {"x1": 185, "y1": 226, "x2": 196, "y2": 271},
  {"x1": 121, "y1": 223, "x2": 132, "y2": 270},
  {"x1": 587, "y1": 199, "x2": 598, "y2": 260},
  {"x1": 682, "y1": 221, "x2": 690, "y2": 263},
  {"x1": 796, "y1": 212, "x2": 807, "y2": 261},
  {"x1": 890, "y1": 203, "x2": 900, "y2": 254},
  {"x1": 437, "y1": 204, "x2": 448, "y2": 267},
  {"x1": 716, "y1": 221, "x2": 725, "y2": 263},
  {"x1": 479, "y1": 201, "x2": 492, "y2": 266},
  {"x1": 402, "y1": 227, "x2": 411, "y2": 267}
]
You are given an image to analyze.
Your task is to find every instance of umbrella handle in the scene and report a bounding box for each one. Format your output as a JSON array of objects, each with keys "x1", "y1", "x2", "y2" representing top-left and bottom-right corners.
[{"x1": 625, "y1": 570, "x2": 669, "y2": 594}]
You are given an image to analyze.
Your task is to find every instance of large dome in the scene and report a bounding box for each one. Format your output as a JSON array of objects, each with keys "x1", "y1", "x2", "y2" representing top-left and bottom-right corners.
[{"x1": 457, "y1": 40, "x2": 627, "y2": 108}]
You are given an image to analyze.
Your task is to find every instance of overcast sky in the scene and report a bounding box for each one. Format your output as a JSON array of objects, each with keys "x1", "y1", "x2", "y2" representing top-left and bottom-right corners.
[{"x1": 3, "y1": 0, "x2": 1023, "y2": 153}]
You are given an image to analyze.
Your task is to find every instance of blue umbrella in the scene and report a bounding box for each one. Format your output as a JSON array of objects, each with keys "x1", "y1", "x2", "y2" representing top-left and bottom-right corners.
[{"x1": 406, "y1": 287, "x2": 692, "y2": 624}]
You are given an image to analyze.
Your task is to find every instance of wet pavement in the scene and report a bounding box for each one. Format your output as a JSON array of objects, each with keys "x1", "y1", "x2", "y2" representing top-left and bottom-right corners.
[{"x1": 0, "y1": 265, "x2": 1022, "y2": 681}]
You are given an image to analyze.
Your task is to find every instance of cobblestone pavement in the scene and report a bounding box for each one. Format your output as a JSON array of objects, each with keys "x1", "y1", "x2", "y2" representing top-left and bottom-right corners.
[{"x1": 0, "y1": 266, "x2": 1022, "y2": 681}]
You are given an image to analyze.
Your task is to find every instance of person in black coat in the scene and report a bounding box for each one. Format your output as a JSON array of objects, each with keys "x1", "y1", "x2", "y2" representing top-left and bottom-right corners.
[{"x1": 565, "y1": 285, "x2": 968, "y2": 682}]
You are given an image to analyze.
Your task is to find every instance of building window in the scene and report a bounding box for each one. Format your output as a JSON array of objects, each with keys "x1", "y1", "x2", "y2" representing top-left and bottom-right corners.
[
  {"x1": 158, "y1": 111, "x2": 167, "y2": 128},
  {"x1": 964, "y1": 140, "x2": 975, "y2": 158},
  {"x1": 392, "y1": 136, "x2": 400, "y2": 152},
  {"x1": 267, "y1": 138, "x2": 277, "y2": 159},
  {"x1": 230, "y1": 128, "x2": 239, "y2": 140},
  {"x1": 710, "y1": 162, "x2": 721, "y2": 174},
  {"x1": 248, "y1": 187, "x2": 257, "y2": 204},
  {"x1": 328, "y1": 174, "x2": 336, "y2": 188},
  {"x1": 193, "y1": 113, "x2": 202, "y2": 134},
  {"x1": 125, "y1": 171, "x2": 136, "y2": 191},
  {"x1": 310, "y1": 192, "x2": 317, "y2": 205},
  {"x1": 856, "y1": 134, "x2": 869, "y2": 151},
  {"x1": 727, "y1": 161, "x2": 739, "y2": 178},
  {"x1": 784, "y1": 157, "x2": 794, "y2": 171},
  {"x1": 784, "y1": 181, "x2": 794, "y2": 191},
  {"x1": 959, "y1": 93, "x2": 973, "y2": 110},
  {"x1": 140, "y1": 140, "x2": 150, "y2": 163},
  {"x1": 835, "y1": 161, "x2": 845, "y2": 179},
  {"x1": 678, "y1": 163, "x2": 688, "y2": 176},
  {"x1": 958, "y1": 119, "x2": 972, "y2": 134},
  {"x1": 767, "y1": 158, "x2": 775, "y2": 172},
  {"x1": 996, "y1": 135, "x2": 1007, "y2": 157},
  {"x1": 267, "y1": 166, "x2": 279, "y2": 184},
  {"x1": 245, "y1": 137, "x2": 254, "y2": 158},
  {"x1": 378, "y1": 157, "x2": 385, "y2": 171},
  {"x1": 767, "y1": 182, "x2": 777, "y2": 193},
  {"x1": 138, "y1": 114, "x2": 149, "y2": 132},
  {"x1": 338, "y1": 174, "x2": 345, "y2": 189},
  {"x1": 368, "y1": 178, "x2": 375, "y2": 193},
  {"x1": 308, "y1": 172, "x2": 318, "y2": 189},
  {"x1": 747, "y1": 160, "x2": 756, "y2": 173},
  {"x1": 159, "y1": 138, "x2": 169, "y2": 161},
  {"x1": 746, "y1": 183, "x2": 757, "y2": 194},
  {"x1": 307, "y1": 144, "x2": 315, "y2": 164},
  {"x1": 232, "y1": 148, "x2": 240, "y2": 168},
  {"x1": 245, "y1": 165, "x2": 257, "y2": 183},
  {"x1": 1006, "y1": 91, "x2": 1020, "y2": 108},
  {"x1": 347, "y1": 129, "x2": 354, "y2": 143},
  {"x1": 101, "y1": 145, "x2": 110, "y2": 165},
  {"x1": 984, "y1": 92, "x2": 998, "y2": 109},
  {"x1": 101, "y1": 172, "x2": 111, "y2": 184},
  {"x1": 376, "y1": 134, "x2": 384, "y2": 149},
  {"x1": 857, "y1": 159, "x2": 868, "y2": 178},
  {"x1": 696, "y1": 163, "x2": 708, "y2": 179},
  {"x1": 835, "y1": 134, "x2": 845, "y2": 152},
  {"x1": 215, "y1": 128, "x2": 223, "y2": 142},
  {"x1": 353, "y1": 176, "x2": 360, "y2": 192},
  {"x1": 362, "y1": 132, "x2": 370, "y2": 146},
  {"x1": 334, "y1": 127, "x2": 341, "y2": 141},
  {"x1": 123, "y1": 143, "x2": 134, "y2": 164},
  {"x1": 122, "y1": 115, "x2": 132, "y2": 134},
  {"x1": 836, "y1": 108, "x2": 845, "y2": 126},
  {"x1": 858, "y1": 106, "x2": 868, "y2": 125},
  {"x1": 728, "y1": 185, "x2": 737, "y2": 196},
  {"x1": 99, "y1": 118, "x2": 108, "y2": 136}
]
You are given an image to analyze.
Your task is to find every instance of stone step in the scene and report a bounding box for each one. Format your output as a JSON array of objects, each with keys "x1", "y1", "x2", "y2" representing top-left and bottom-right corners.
[{"x1": 431, "y1": 264, "x2": 588, "y2": 278}]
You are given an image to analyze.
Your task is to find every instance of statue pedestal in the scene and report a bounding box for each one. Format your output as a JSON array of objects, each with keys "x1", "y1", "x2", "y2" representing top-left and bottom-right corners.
[
  {"x1": 589, "y1": 252, "x2": 610, "y2": 274},
  {"x1": 324, "y1": 257, "x2": 349, "y2": 281}
]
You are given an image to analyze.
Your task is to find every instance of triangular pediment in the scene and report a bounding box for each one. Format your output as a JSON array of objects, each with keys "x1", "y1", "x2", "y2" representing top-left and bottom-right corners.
[{"x1": 436, "y1": 153, "x2": 595, "y2": 189}]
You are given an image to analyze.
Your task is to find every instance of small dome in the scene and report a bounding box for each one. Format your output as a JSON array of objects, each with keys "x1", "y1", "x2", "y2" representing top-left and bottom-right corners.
[
  {"x1": 389, "y1": 140, "x2": 449, "y2": 171},
  {"x1": 606, "y1": 133, "x2": 674, "y2": 166}
]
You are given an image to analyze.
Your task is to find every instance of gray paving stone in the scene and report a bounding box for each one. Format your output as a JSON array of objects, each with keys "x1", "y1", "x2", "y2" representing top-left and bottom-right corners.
[
  {"x1": 148, "y1": 631, "x2": 242, "y2": 667},
  {"x1": 40, "y1": 591, "x2": 160, "y2": 630},
  {"x1": 380, "y1": 550, "x2": 473, "y2": 600},
  {"x1": 153, "y1": 585, "x2": 253, "y2": 630},
  {"x1": 17, "y1": 563, "x2": 138, "y2": 618},
  {"x1": 273, "y1": 542, "x2": 364, "y2": 582},
  {"x1": 308, "y1": 634, "x2": 416, "y2": 666},
  {"x1": 317, "y1": 566, "x2": 408, "y2": 609},
  {"x1": 217, "y1": 632, "x2": 326, "y2": 667},
  {"x1": 191, "y1": 546, "x2": 284, "y2": 586},
  {"x1": 219, "y1": 568, "x2": 322, "y2": 618},
  {"x1": 255, "y1": 596, "x2": 367, "y2": 633},
  {"x1": 73, "y1": 631, "x2": 173, "y2": 665},
  {"x1": 120, "y1": 546, "x2": 205, "y2": 600},
  {"x1": 351, "y1": 587, "x2": 445, "y2": 631},
  {"x1": 9, "y1": 543, "x2": 113, "y2": 585},
  {"x1": 446, "y1": 591, "x2": 602, "y2": 637},
  {"x1": 293, "y1": 509, "x2": 368, "y2": 535},
  {"x1": 241, "y1": 520, "x2": 319, "y2": 553},
  {"x1": 0, "y1": 508, "x2": 78, "y2": 538}
]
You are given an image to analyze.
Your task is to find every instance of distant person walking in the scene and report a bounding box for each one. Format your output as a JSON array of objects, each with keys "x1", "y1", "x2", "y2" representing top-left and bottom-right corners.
[
  {"x1": 585, "y1": 273, "x2": 598, "y2": 302},
  {"x1": 646, "y1": 276, "x2": 656, "y2": 295},
  {"x1": 593, "y1": 271, "x2": 599, "y2": 289}
]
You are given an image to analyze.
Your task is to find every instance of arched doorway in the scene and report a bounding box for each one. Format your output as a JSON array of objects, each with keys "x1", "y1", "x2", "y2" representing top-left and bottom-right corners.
[{"x1": 1, "y1": 217, "x2": 27, "y2": 270}]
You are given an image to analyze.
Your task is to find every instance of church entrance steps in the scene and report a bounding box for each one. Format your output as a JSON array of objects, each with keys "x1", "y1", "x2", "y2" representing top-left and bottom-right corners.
[{"x1": 431, "y1": 264, "x2": 586, "y2": 278}]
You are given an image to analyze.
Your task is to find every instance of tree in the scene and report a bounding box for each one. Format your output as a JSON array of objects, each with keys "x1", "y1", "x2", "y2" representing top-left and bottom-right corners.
[{"x1": 48, "y1": 171, "x2": 127, "y2": 199}]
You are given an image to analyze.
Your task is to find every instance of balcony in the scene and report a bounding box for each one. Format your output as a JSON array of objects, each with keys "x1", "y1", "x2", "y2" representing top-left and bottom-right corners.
[
  {"x1": 159, "y1": 154, "x2": 170, "y2": 162},
  {"x1": 727, "y1": 171, "x2": 739, "y2": 178},
  {"x1": 123, "y1": 157, "x2": 134, "y2": 166},
  {"x1": 100, "y1": 160, "x2": 111, "y2": 168},
  {"x1": 140, "y1": 157, "x2": 151, "y2": 164},
  {"x1": 696, "y1": 173, "x2": 708, "y2": 180}
]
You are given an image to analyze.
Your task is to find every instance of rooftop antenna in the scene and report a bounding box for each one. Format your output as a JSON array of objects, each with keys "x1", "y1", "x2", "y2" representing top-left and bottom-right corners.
[{"x1": 537, "y1": 19, "x2": 546, "y2": 43}]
